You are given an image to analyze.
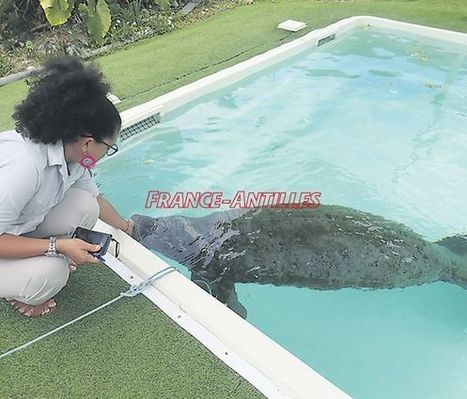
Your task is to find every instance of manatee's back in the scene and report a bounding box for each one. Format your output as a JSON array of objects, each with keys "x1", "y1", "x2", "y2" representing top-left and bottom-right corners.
[{"x1": 211, "y1": 205, "x2": 455, "y2": 289}]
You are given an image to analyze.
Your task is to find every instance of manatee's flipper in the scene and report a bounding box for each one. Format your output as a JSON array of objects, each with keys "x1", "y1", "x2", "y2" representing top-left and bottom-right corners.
[
  {"x1": 130, "y1": 214, "x2": 157, "y2": 241},
  {"x1": 436, "y1": 235, "x2": 467, "y2": 257},
  {"x1": 190, "y1": 272, "x2": 213, "y2": 294},
  {"x1": 224, "y1": 286, "x2": 248, "y2": 319},
  {"x1": 214, "y1": 280, "x2": 248, "y2": 319},
  {"x1": 190, "y1": 272, "x2": 247, "y2": 319}
]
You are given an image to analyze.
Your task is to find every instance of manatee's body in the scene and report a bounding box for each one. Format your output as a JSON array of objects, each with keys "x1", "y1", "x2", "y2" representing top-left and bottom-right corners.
[{"x1": 130, "y1": 205, "x2": 466, "y2": 317}]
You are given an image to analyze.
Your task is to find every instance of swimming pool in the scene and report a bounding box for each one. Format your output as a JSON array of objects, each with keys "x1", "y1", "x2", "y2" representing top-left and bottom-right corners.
[{"x1": 96, "y1": 18, "x2": 467, "y2": 398}]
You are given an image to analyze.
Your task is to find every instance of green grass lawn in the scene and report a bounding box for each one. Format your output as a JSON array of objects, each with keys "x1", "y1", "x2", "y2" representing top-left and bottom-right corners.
[
  {"x1": 0, "y1": 266, "x2": 264, "y2": 398},
  {"x1": 1, "y1": 0, "x2": 467, "y2": 397}
]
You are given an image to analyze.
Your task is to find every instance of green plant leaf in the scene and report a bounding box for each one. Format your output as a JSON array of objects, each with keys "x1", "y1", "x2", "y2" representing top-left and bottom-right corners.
[
  {"x1": 0, "y1": 0, "x2": 16, "y2": 20},
  {"x1": 154, "y1": 0, "x2": 169, "y2": 11},
  {"x1": 39, "y1": 0, "x2": 75, "y2": 26},
  {"x1": 79, "y1": 0, "x2": 111, "y2": 45}
]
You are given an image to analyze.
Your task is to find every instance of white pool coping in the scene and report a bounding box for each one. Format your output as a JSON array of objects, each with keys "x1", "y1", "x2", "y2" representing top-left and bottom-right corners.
[{"x1": 97, "y1": 16, "x2": 467, "y2": 398}]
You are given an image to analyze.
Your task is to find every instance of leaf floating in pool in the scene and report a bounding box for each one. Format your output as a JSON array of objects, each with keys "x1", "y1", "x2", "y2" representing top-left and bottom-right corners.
[
  {"x1": 410, "y1": 49, "x2": 428, "y2": 61},
  {"x1": 144, "y1": 159, "x2": 155, "y2": 165},
  {"x1": 424, "y1": 82, "x2": 442, "y2": 89}
]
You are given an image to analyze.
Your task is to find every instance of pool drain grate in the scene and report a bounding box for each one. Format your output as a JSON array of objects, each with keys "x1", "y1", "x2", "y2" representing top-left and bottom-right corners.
[
  {"x1": 120, "y1": 113, "x2": 161, "y2": 142},
  {"x1": 317, "y1": 33, "x2": 336, "y2": 46}
]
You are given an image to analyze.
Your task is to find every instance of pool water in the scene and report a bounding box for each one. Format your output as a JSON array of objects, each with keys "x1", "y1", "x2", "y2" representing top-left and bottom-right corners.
[{"x1": 96, "y1": 26, "x2": 467, "y2": 398}]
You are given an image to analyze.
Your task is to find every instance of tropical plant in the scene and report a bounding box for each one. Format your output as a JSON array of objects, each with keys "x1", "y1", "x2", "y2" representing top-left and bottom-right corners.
[
  {"x1": 0, "y1": 51, "x2": 15, "y2": 76},
  {"x1": 35, "y1": 26, "x2": 88, "y2": 55},
  {"x1": 117, "y1": 0, "x2": 147, "y2": 25},
  {"x1": 35, "y1": 0, "x2": 110, "y2": 44},
  {"x1": 38, "y1": 0, "x2": 75, "y2": 25},
  {"x1": 78, "y1": 0, "x2": 111, "y2": 45},
  {"x1": 0, "y1": 0, "x2": 17, "y2": 18},
  {"x1": 153, "y1": 0, "x2": 168, "y2": 11},
  {"x1": 0, "y1": 0, "x2": 171, "y2": 45}
]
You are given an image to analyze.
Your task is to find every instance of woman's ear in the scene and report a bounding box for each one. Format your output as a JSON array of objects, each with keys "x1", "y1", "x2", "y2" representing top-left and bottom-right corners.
[{"x1": 80, "y1": 136, "x2": 94, "y2": 152}]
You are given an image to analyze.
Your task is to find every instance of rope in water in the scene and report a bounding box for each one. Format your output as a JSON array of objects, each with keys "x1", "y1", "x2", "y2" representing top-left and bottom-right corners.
[{"x1": 0, "y1": 266, "x2": 175, "y2": 361}]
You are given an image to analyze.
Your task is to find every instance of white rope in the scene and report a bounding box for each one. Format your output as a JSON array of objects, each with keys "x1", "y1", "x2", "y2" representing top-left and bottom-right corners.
[{"x1": 0, "y1": 266, "x2": 175, "y2": 361}]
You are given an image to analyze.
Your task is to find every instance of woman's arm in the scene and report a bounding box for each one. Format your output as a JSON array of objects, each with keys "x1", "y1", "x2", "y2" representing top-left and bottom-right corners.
[
  {"x1": 0, "y1": 234, "x2": 49, "y2": 258},
  {"x1": 0, "y1": 196, "x2": 132, "y2": 259},
  {"x1": 0, "y1": 233, "x2": 101, "y2": 264},
  {"x1": 96, "y1": 195, "x2": 133, "y2": 235}
]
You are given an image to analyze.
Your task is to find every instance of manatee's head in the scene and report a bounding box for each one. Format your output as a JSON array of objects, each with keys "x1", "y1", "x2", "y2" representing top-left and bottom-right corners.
[
  {"x1": 130, "y1": 214, "x2": 157, "y2": 241},
  {"x1": 129, "y1": 213, "x2": 203, "y2": 265}
]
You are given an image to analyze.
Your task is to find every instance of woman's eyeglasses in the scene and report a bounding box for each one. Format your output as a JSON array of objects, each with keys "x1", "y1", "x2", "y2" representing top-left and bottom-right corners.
[
  {"x1": 99, "y1": 139, "x2": 119, "y2": 156},
  {"x1": 83, "y1": 135, "x2": 119, "y2": 156}
]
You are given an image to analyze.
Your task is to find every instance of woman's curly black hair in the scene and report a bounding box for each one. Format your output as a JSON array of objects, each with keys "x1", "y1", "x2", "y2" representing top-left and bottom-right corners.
[{"x1": 13, "y1": 56, "x2": 121, "y2": 144}]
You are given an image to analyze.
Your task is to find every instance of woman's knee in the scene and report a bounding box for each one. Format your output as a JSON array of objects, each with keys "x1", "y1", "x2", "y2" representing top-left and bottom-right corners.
[
  {"x1": 27, "y1": 188, "x2": 100, "y2": 238},
  {"x1": 22, "y1": 257, "x2": 70, "y2": 305},
  {"x1": 70, "y1": 188, "x2": 100, "y2": 230},
  {"x1": 4, "y1": 256, "x2": 70, "y2": 305}
]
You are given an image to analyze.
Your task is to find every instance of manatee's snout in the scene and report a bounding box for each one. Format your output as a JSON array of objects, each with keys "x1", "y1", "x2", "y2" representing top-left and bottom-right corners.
[{"x1": 130, "y1": 214, "x2": 156, "y2": 241}]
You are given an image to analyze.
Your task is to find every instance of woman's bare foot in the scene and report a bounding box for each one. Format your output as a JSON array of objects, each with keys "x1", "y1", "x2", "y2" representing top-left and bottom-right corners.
[
  {"x1": 7, "y1": 298, "x2": 57, "y2": 318},
  {"x1": 69, "y1": 259, "x2": 77, "y2": 273}
]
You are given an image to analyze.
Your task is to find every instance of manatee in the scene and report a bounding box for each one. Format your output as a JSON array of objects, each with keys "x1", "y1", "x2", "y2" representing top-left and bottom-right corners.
[{"x1": 130, "y1": 205, "x2": 467, "y2": 318}]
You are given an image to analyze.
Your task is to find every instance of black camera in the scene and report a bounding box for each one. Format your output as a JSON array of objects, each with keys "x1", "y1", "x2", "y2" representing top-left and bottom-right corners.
[{"x1": 71, "y1": 227, "x2": 114, "y2": 262}]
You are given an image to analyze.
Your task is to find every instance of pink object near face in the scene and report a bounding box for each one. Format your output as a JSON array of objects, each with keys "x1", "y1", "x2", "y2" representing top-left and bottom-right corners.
[{"x1": 79, "y1": 154, "x2": 97, "y2": 170}]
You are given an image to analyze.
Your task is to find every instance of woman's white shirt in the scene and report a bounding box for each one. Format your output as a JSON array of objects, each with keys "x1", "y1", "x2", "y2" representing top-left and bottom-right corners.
[{"x1": 0, "y1": 130, "x2": 99, "y2": 236}]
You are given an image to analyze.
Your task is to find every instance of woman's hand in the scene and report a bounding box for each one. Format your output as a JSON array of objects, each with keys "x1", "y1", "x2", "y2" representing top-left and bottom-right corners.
[
  {"x1": 123, "y1": 218, "x2": 134, "y2": 237},
  {"x1": 96, "y1": 196, "x2": 135, "y2": 237},
  {"x1": 56, "y1": 238, "x2": 101, "y2": 265}
]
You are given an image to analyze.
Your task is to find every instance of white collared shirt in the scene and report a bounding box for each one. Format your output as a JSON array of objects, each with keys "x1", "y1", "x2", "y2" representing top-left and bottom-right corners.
[{"x1": 0, "y1": 130, "x2": 100, "y2": 235}]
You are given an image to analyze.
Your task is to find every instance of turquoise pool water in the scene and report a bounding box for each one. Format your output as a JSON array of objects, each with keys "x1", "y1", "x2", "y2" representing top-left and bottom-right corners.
[{"x1": 96, "y1": 26, "x2": 467, "y2": 398}]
